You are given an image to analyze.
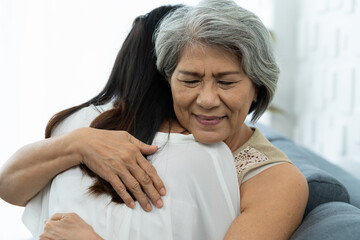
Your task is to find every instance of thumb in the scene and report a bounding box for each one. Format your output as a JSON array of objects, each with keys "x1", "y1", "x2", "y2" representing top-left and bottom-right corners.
[{"x1": 128, "y1": 134, "x2": 158, "y2": 155}]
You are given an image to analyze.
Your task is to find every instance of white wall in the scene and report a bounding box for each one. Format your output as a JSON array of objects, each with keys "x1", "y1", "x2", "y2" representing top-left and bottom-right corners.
[
  {"x1": 293, "y1": 0, "x2": 360, "y2": 167},
  {"x1": 270, "y1": 0, "x2": 299, "y2": 139},
  {"x1": 270, "y1": 0, "x2": 360, "y2": 176}
]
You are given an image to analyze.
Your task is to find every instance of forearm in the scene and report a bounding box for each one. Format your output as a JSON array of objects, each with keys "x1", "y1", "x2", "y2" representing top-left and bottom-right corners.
[
  {"x1": 225, "y1": 214, "x2": 262, "y2": 240},
  {"x1": 0, "y1": 134, "x2": 80, "y2": 206},
  {"x1": 224, "y1": 211, "x2": 294, "y2": 240}
]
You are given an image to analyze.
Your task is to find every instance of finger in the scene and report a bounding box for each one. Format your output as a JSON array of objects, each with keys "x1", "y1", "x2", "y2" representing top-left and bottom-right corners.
[
  {"x1": 129, "y1": 167, "x2": 163, "y2": 208},
  {"x1": 39, "y1": 233, "x2": 52, "y2": 240},
  {"x1": 127, "y1": 133, "x2": 158, "y2": 155},
  {"x1": 130, "y1": 157, "x2": 164, "y2": 208},
  {"x1": 117, "y1": 170, "x2": 152, "y2": 212},
  {"x1": 107, "y1": 174, "x2": 136, "y2": 209},
  {"x1": 50, "y1": 213, "x2": 65, "y2": 221},
  {"x1": 137, "y1": 154, "x2": 166, "y2": 196}
]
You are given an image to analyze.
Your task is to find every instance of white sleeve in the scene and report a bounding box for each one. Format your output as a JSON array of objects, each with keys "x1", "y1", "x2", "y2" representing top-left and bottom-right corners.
[
  {"x1": 51, "y1": 104, "x2": 112, "y2": 137},
  {"x1": 22, "y1": 103, "x2": 113, "y2": 238},
  {"x1": 22, "y1": 183, "x2": 51, "y2": 238}
]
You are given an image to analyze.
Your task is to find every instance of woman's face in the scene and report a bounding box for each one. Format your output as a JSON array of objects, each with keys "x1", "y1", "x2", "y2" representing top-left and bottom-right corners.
[{"x1": 170, "y1": 44, "x2": 257, "y2": 146}]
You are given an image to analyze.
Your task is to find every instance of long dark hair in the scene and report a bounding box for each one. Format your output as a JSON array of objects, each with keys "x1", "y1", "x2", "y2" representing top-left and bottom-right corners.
[{"x1": 45, "y1": 5, "x2": 181, "y2": 203}]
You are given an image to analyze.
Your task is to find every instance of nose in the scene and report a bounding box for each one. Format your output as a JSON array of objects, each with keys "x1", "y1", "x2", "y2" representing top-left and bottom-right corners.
[{"x1": 196, "y1": 83, "x2": 220, "y2": 109}]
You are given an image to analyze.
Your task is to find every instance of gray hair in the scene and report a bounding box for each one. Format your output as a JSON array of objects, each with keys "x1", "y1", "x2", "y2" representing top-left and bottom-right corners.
[{"x1": 154, "y1": 0, "x2": 279, "y2": 122}]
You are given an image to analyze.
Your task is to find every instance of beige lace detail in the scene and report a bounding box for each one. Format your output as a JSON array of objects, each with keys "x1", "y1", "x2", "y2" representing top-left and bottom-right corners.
[{"x1": 234, "y1": 146, "x2": 269, "y2": 177}]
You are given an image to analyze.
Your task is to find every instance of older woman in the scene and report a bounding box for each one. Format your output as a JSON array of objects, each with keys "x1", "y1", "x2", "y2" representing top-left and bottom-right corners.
[
  {"x1": 0, "y1": 0, "x2": 308, "y2": 239},
  {"x1": 155, "y1": 1, "x2": 308, "y2": 238}
]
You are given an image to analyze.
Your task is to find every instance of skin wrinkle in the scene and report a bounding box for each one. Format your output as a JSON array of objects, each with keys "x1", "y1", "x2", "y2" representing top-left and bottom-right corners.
[
  {"x1": 170, "y1": 44, "x2": 256, "y2": 151},
  {"x1": 155, "y1": 2, "x2": 279, "y2": 122}
]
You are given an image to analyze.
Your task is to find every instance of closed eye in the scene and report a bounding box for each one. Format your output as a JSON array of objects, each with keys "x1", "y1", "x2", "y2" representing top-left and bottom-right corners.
[
  {"x1": 179, "y1": 79, "x2": 200, "y2": 85},
  {"x1": 218, "y1": 80, "x2": 235, "y2": 86}
]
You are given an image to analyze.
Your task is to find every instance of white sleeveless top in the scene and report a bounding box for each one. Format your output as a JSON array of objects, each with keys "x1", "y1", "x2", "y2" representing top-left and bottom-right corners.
[{"x1": 22, "y1": 111, "x2": 240, "y2": 240}]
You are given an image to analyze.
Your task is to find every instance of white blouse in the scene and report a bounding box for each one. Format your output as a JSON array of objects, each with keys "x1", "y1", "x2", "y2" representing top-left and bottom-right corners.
[{"x1": 22, "y1": 114, "x2": 240, "y2": 239}]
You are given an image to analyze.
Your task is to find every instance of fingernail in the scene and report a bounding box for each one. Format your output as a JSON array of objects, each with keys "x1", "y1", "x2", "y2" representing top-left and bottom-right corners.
[
  {"x1": 44, "y1": 219, "x2": 49, "y2": 224},
  {"x1": 129, "y1": 201, "x2": 135, "y2": 208},
  {"x1": 159, "y1": 187, "x2": 166, "y2": 195},
  {"x1": 146, "y1": 203, "x2": 152, "y2": 211},
  {"x1": 156, "y1": 199, "x2": 163, "y2": 208}
]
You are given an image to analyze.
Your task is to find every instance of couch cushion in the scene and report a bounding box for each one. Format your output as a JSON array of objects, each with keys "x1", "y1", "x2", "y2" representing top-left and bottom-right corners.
[
  {"x1": 290, "y1": 202, "x2": 360, "y2": 240},
  {"x1": 253, "y1": 123, "x2": 351, "y2": 216},
  {"x1": 272, "y1": 139, "x2": 350, "y2": 216}
]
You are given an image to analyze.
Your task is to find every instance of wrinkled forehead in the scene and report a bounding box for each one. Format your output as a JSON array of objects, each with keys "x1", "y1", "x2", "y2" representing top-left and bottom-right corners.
[{"x1": 177, "y1": 43, "x2": 243, "y2": 69}]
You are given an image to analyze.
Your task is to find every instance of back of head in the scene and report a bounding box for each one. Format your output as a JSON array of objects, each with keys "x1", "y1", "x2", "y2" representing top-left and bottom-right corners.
[
  {"x1": 155, "y1": 0, "x2": 279, "y2": 122},
  {"x1": 80, "y1": 5, "x2": 182, "y2": 204},
  {"x1": 46, "y1": 5, "x2": 181, "y2": 139},
  {"x1": 91, "y1": 5, "x2": 182, "y2": 142}
]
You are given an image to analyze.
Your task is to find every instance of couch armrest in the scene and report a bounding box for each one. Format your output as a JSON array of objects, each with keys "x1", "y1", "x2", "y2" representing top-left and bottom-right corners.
[{"x1": 290, "y1": 202, "x2": 360, "y2": 240}]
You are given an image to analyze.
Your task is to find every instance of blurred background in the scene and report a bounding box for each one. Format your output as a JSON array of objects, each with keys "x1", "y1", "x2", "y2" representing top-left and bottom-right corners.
[{"x1": 0, "y1": 0, "x2": 359, "y2": 238}]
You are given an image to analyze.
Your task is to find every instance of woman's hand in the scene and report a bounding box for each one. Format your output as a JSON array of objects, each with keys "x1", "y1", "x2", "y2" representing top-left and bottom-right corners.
[
  {"x1": 69, "y1": 127, "x2": 166, "y2": 211},
  {"x1": 40, "y1": 213, "x2": 103, "y2": 240}
]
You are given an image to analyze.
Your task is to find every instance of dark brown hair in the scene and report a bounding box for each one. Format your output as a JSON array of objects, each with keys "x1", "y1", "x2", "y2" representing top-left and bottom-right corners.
[{"x1": 45, "y1": 5, "x2": 182, "y2": 203}]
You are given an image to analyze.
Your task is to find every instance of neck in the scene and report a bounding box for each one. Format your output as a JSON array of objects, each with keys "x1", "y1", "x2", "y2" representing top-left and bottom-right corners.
[
  {"x1": 224, "y1": 124, "x2": 254, "y2": 152},
  {"x1": 158, "y1": 120, "x2": 189, "y2": 134}
]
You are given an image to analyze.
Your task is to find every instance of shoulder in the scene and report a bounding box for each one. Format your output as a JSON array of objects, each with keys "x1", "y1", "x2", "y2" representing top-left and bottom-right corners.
[
  {"x1": 233, "y1": 128, "x2": 289, "y2": 162},
  {"x1": 232, "y1": 128, "x2": 292, "y2": 184},
  {"x1": 154, "y1": 133, "x2": 232, "y2": 157},
  {"x1": 238, "y1": 162, "x2": 308, "y2": 239},
  {"x1": 152, "y1": 133, "x2": 234, "y2": 168},
  {"x1": 51, "y1": 102, "x2": 114, "y2": 137}
]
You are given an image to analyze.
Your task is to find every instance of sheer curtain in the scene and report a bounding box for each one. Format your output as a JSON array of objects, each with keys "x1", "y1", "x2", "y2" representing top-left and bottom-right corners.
[{"x1": 0, "y1": 0, "x2": 272, "y2": 238}]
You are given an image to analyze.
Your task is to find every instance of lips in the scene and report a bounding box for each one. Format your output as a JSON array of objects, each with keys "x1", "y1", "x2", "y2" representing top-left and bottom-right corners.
[{"x1": 194, "y1": 114, "x2": 225, "y2": 126}]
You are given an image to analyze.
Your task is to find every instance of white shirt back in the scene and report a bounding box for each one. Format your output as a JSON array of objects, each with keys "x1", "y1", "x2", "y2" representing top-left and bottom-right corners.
[{"x1": 22, "y1": 105, "x2": 240, "y2": 240}]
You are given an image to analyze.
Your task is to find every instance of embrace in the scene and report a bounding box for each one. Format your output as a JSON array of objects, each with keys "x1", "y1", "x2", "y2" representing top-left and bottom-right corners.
[{"x1": 0, "y1": 1, "x2": 308, "y2": 239}]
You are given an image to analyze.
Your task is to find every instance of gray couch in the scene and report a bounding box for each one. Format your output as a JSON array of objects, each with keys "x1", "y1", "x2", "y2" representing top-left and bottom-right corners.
[{"x1": 255, "y1": 123, "x2": 360, "y2": 239}]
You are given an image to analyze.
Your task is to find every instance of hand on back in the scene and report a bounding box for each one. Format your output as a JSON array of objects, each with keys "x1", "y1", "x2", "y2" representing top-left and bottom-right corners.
[
  {"x1": 40, "y1": 212, "x2": 102, "y2": 240},
  {"x1": 67, "y1": 127, "x2": 166, "y2": 211}
]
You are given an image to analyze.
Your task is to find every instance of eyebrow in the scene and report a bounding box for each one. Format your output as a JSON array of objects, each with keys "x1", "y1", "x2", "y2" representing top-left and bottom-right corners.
[
  {"x1": 178, "y1": 70, "x2": 204, "y2": 78},
  {"x1": 178, "y1": 70, "x2": 240, "y2": 78},
  {"x1": 213, "y1": 71, "x2": 241, "y2": 78}
]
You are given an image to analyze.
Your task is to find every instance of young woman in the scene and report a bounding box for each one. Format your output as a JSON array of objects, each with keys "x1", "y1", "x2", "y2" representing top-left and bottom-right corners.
[{"x1": 17, "y1": 5, "x2": 239, "y2": 240}]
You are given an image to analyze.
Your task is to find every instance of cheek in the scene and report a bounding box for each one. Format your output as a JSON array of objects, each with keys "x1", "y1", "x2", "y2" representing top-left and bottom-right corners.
[
  {"x1": 228, "y1": 94, "x2": 253, "y2": 120},
  {"x1": 171, "y1": 87, "x2": 191, "y2": 121},
  {"x1": 171, "y1": 85, "x2": 191, "y2": 109}
]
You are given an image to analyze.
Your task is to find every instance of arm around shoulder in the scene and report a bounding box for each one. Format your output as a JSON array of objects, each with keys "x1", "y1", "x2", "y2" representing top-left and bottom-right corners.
[
  {"x1": 224, "y1": 163, "x2": 308, "y2": 240},
  {"x1": 0, "y1": 105, "x2": 101, "y2": 206}
]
